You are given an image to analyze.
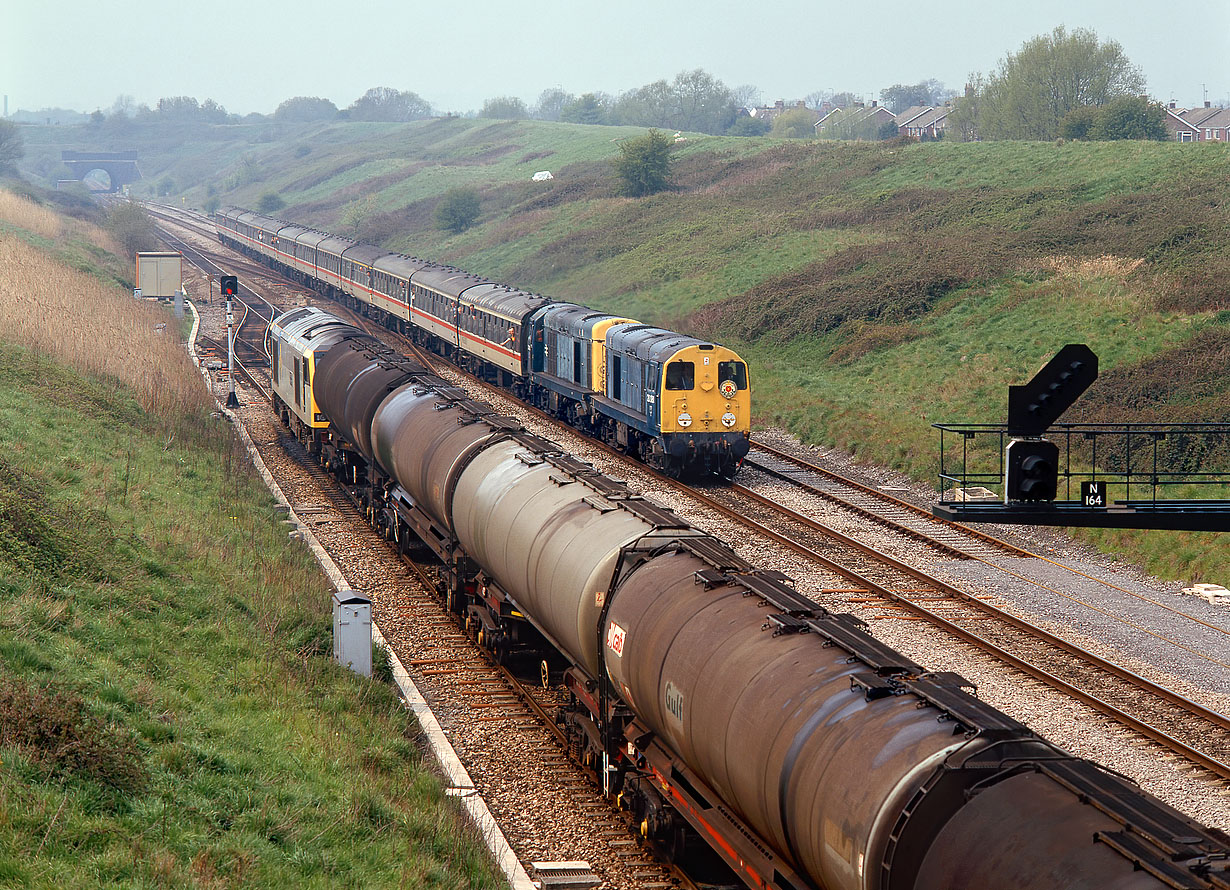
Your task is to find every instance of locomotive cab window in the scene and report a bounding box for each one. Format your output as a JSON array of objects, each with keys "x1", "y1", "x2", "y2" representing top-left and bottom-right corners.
[
  {"x1": 666, "y1": 360, "x2": 694, "y2": 390},
  {"x1": 718, "y1": 361, "x2": 747, "y2": 390}
]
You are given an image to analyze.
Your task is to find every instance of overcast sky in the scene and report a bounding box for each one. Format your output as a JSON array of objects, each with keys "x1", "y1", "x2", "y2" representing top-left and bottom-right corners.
[{"x1": 4, "y1": 0, "x2": 1227, "y2": 116}]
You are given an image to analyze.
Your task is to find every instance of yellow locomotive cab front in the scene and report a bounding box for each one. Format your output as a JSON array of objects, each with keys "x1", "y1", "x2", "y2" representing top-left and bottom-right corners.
[{"x1": 660, "y1": 344, "x2": 750, "y2": 437}]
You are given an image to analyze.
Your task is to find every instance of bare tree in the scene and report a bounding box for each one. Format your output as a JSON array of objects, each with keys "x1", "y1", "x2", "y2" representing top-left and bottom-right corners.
[{"x1": 0, "y1": 120, "x2": 23, "y2": 172}]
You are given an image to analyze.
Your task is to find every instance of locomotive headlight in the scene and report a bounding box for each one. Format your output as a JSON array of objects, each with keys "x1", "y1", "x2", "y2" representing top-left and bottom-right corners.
[
  {"x1": 721, "y1": 412, "x2": 736, "y2": 428},
  {"x1": 677, "y1": 412, "x2": 692, "y2": 428}
]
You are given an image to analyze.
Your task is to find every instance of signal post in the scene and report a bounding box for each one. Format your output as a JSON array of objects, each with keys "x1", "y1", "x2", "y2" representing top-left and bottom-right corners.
[{"x1": 220, "y1": 275, "x2": 240, "y2": 408}]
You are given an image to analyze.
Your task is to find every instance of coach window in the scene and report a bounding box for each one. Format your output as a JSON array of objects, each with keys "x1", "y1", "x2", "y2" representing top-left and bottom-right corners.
[
  {"x1": 666, "y1": 360, "x2": 694, "y2": 390},
  {"x1": 718, "y1": 361, "x2": 747, "y2": 390}
]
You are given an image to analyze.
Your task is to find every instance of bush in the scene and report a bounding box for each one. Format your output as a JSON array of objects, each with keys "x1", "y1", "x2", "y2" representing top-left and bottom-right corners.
[
  {"x1": 612, "y1": 129, "x2": 673, "y2": 197},
  {"x1": 1089, "y1": 96, "x2": 1168, "y2": 141},
  {"x1": 1060, "y1": 105, "x2": 1100, "y2": 140},
  {"x1": 104, "y1": 201, "x2": 157, "y2": 259},
  {"x1": 726, "y1": 115, "x2": 770, "y2": 137},
  {"x1": 434, "y1": 188, "x2": 480, "y2": 233},
  {"x1": 0, "y1": 679, "x2": 147, "y2": 794},
  {"x1": 256, "y1": 191, "x2": 286, "y2": 213}
]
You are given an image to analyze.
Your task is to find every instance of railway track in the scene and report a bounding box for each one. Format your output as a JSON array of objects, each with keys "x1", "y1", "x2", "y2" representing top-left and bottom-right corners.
[{"x1": 159, "y1": 203, "x2": 1230, "y2": 853}]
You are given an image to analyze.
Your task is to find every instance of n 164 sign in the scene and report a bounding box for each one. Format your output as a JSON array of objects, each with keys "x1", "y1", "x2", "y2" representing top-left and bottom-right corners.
[{"x1": 1081, "y1": 481, "x2": 1107, "y2": 509}]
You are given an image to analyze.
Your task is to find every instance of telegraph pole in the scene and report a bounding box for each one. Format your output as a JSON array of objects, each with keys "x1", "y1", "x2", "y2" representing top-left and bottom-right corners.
[{"x1": 220, "y1": 275, "x2": 240, "y2": 408}]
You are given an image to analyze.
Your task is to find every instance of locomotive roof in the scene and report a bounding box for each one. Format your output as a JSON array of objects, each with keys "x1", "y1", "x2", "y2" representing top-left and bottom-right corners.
[
  {"x1": 606, "y1": 322, "x2": 718, "y2": 363},
  {"x1": 270, "y1": 306, "x2": 357, "y2": 349},
  {"x1": 540, "y1": 302, "x2": 632, "y2": 337},
  {"x1": 373, "y1": 254, "x2": 434, "y2": 279}
]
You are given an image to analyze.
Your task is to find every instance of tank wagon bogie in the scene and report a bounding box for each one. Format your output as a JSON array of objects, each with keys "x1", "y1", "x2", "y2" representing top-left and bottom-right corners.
[
  {"x1": 268, "y1": 307, "x2": 1230, "y2": 890},
  {"x1": 216, "y1": 206, "x2": 750, "y2": 479}
]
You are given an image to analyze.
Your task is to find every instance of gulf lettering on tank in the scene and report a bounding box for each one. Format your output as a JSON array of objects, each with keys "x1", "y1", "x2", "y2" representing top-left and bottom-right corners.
[
  {"x1": 606, "y1": 621, "x2": 626, "y2": 657},
  {"x1": 664, "y1": 681, "x2": 684, "y2": 729}
]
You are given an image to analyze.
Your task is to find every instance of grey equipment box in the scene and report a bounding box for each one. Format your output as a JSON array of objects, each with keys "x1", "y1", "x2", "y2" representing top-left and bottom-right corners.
[
  {"x1": 135, "y1": 251, "x2": 182, "y2": 298},
  {"x1": 332, "y1": 590, "x2": 372, "y2": 677}
]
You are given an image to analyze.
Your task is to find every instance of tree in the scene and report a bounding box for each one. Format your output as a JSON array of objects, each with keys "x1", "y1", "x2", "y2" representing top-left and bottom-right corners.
[
  {"x1": 105, "y1": 202, "x2": 157, "y2": 259},
  {"x1": 879, "y1": 79, "x2": 954, "y2": 114},
  {"x1": 0, "y1": 120, "x2": 24, "y2": 173},
  {"x1": 256, "y1": 192, "x2": 286, "y2": 213},
  {"x1": 1059, "y1": 105, "x2": 1100, "y2": 139},
  {"x1": 967, "y1": 27, "x2": 1145, "y2": 140},
  {"x1": 670, "y1": 68, "x2": 738, "y2": 134},
  {"x1": 560, "y1": 93, "x2": 609, "y2": 125},
  {"x1": 274, "y1": 96, "x2": 338, "y2": 122},
  {"x1": 731, "y1": 84, "x2": 762, "y2": 112},
  {"x1": 1088, "y1": 96, "x2": 1168, "y2": 140},
  {"x1": 726, "y1": 115, "x2": 770, "y2": 136},
  {"x1": 771, "y1": 107, "x2": 817, "y2": 139},
  {"x1": 534, "y1": 88, "x2": 574, "y2": 121},
  {"x1": 109, "y1": 94, "x2": 136, "y2": 118},
  {"x1": 612, "y1": 129, "x2": 673, "y2": 197},
  {"x1": 480, "y1": 96, "x2": 529, "y2": 119},
  {"x1": 434, "y1": 188, "x2": 480, "y2": 233},
  {"x1": 610, "y1": 70, "x2": 738, "y2": 134},
  {"x1": 347, "y1": 87, "x2": 432, "y2": 122}
]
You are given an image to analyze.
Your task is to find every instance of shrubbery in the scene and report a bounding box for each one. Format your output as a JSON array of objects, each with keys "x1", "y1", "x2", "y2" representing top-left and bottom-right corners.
[{"x1": 434, "y1": 188, "x2": 481, "y2": 233}]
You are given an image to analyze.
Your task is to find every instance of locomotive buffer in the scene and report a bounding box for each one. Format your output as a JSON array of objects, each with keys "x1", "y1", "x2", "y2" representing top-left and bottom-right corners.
[{"x1": 933, "y1": 344, "x2": 1230, "y2": 531}]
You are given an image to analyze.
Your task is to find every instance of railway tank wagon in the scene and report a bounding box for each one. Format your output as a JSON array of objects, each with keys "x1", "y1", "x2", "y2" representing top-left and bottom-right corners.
[{"x1": 268, "y1": 308, "x2": 1230, "y2": 890}]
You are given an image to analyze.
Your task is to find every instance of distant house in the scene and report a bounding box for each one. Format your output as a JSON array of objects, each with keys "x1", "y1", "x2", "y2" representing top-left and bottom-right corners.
[
  {"x1": 1164, "y1": 102, "x2": 1229, "y2": 141},
  {"x1": 814, "y1": 101, "x2": 896, "y2": 139},
  {"x1": 893, "y1": 105, "x2": 952, "y2": 140},
  {"x1": 749, "y1": 99, "x2": 821, "y2": 127}
]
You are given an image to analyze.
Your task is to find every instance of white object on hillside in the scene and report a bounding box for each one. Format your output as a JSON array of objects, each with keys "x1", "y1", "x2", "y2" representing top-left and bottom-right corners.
[{"x1": 532, "y1": 170, "x2": 553, "y2": 181}]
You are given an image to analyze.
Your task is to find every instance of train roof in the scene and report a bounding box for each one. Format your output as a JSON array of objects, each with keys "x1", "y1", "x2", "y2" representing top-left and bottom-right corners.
[
  {"x1": 460, "y1": 283, "x2": 551, "y2": 321},
  {"x1": 316, "y1": 234, "x2": 356, "y2": 256},
  {"x1": 606, "y1": 322, "x2": 720, "y2": 363},
  {"x1": 274, "y1": 223, "x2": 311, "y2": 242},
  {"x1": 373, "y1": 254, "x2": 434, "y2": 279},
  {"x1": 243, "y1": 211, "x2": 288, "y2": 234},
  {"x1": 412, "y1": 267, "x2": 489, "y2": 297},
  {"x1": 539, "y1": 303, "x2": 626, "y2": 337},
  {"x1": 341, "y1": 243, "x2": 386, "y2": 266},
  {"x1": 294, "y1": 229, "x2": 330, "y2": 249}
]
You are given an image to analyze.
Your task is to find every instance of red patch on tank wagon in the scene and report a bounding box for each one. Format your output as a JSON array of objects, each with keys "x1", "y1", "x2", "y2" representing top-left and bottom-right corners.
[{"x1": 605, "y1": 622, "x2": 626, "y2": 657}]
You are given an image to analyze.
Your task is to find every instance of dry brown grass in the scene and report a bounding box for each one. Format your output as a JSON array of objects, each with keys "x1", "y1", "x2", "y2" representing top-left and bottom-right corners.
[
  {"x1": 0, "y1": 189, "x2": 121, "y2": 255},
  {"x1": 1036, "y1": 254, "x2": 1145, "y2": 279},
  {"x1": 0, "y1": 235, "x2": 210, "y2": 417}
]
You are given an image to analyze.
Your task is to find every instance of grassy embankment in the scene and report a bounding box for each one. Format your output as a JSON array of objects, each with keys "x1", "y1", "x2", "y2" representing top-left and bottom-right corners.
[
  {"x1": 22, "y1": 122, "x2": 1230, "y2": 581},
  {"x1": 0, "y1": 189, "x2": 502, "y2": 888}
]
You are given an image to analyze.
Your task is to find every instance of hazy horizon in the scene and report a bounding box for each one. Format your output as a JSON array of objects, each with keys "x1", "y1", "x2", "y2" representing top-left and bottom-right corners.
[{"x1": 4, "y1": 0, "x2": 1228, "y2": 117}]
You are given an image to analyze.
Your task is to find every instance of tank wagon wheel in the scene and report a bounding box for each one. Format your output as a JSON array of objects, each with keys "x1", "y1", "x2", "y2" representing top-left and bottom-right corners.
[{"x1": 540, "y1": 659, "x2": 550, "y2": 689}]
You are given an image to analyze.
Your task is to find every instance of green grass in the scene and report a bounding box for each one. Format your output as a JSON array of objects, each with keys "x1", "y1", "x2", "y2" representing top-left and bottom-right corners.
[{"x1": 0, "y1": 346, "x2": 502, "y2": 889}]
